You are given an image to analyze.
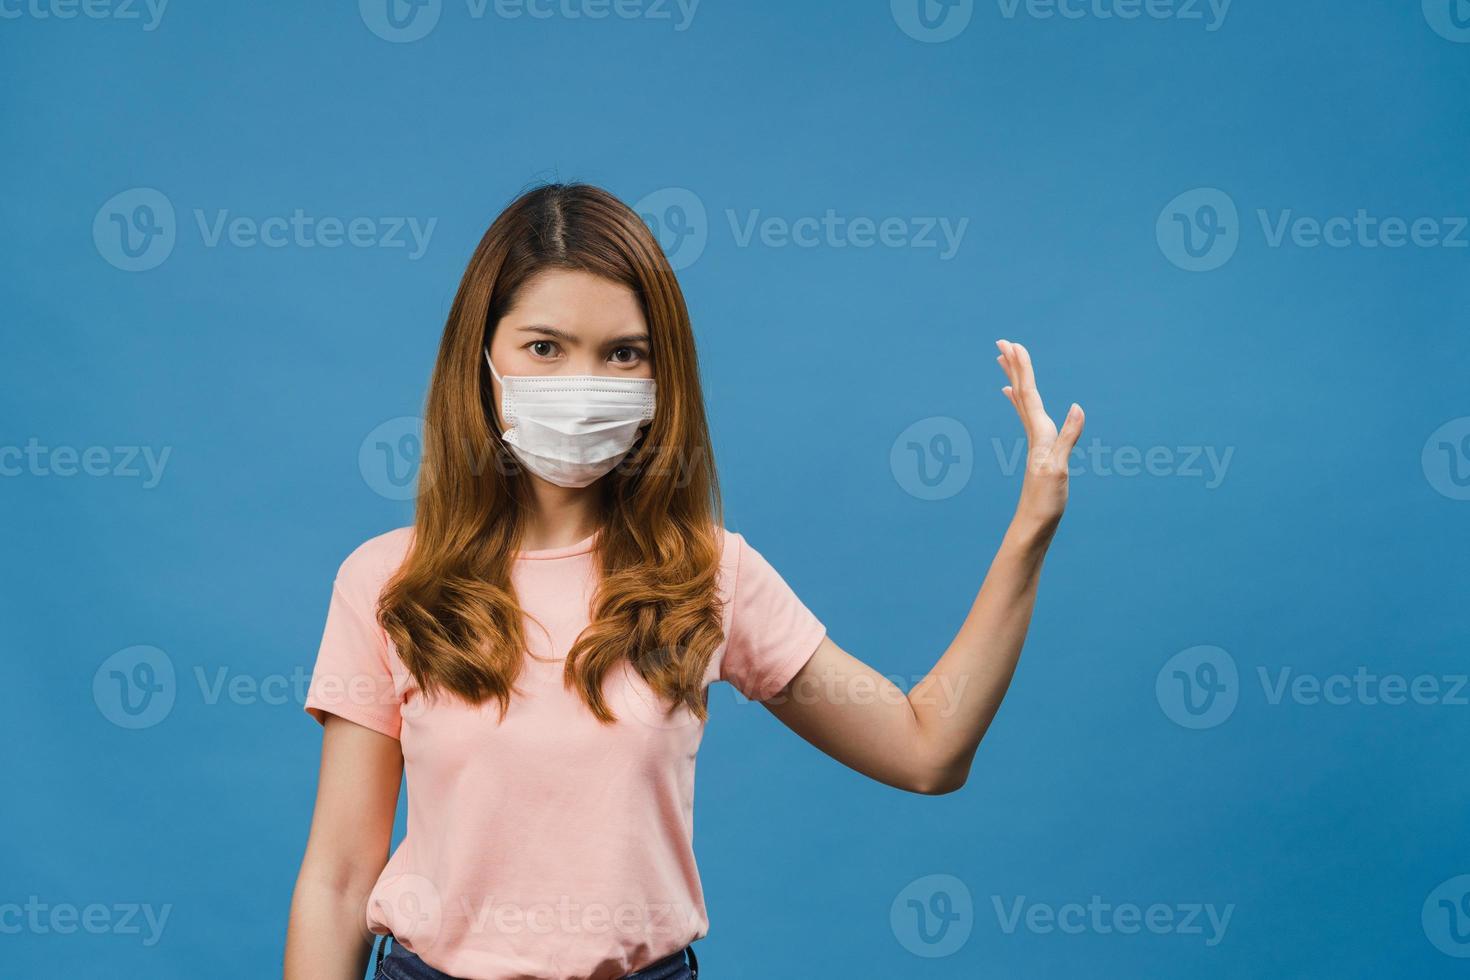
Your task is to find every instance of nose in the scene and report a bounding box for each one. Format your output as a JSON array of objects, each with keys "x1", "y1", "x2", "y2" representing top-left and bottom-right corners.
[{"x1": 566, "y1": 354, "x2": 608, "y2": 376}]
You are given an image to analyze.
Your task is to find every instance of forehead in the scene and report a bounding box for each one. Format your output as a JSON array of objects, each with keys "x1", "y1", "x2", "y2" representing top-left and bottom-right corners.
[{"x1": 503, "y1": 269, "x2": 647, "y2": 337}]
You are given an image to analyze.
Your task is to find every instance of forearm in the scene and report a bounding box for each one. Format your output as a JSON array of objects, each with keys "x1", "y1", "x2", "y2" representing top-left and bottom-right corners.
[
  {"x1": 283, "y1": 868, "x2": 378, "y2": 980},
  {"x1": 766, "y1": 339, "x2": 1081, "y2": 795},
  {"x1": 906, "y1": 512, "x2": 1057, "y2": 791},
  {"x1": 766, "y1": 512, "x2": 1061, "y2": 796}
]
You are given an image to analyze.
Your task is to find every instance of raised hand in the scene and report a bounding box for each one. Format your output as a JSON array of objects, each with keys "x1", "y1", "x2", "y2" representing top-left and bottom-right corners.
[{"x1": 995, "y1": 339, "x2": 1085, "y2": 530}]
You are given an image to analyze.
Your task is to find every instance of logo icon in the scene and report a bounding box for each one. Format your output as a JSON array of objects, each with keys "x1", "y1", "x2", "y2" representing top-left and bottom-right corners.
[
  {"x1": 1156, "y1": 645, "x2": 1238, "y2": 729},
  {"x1": 1423, "y1": 0, "x2": 1470, "y2": 42},
  {"x1": 360, "y1": 0, "x2": 442, "y2": 42},
  {"x1": 635, "y1": 188, "x2": 708, "y2": 272},
  {"x1": 93, "y1": 645, "x2": 177, "y2": 729},
  {"x1": 93, "y1": 188, "x2": 176, "y2": 272},
  {"x1": 891, "y1": 873, "x2": 973, "y2": 957},
  {"x1": 1424, "y1": 875, "x2": 1470, "y2": 957},
  {"x1": 890, "y1": 416, "x2": 973, "y2": 500},
  {"x1": 1423, "y1": 417, "x2": 1470, "y2": 501},
  {"x1": 1156, "y1": 188, "x2": 1239, "y2": 272},
  {"x1": 891, "y1": 0, "x2": 974, "y2": 43},
  {"x1": 360, "y1": 416, "x2": 428, "y2": 501},
  {"x1": 374, "y1": 873, "x2": 444, "y2": 948}
]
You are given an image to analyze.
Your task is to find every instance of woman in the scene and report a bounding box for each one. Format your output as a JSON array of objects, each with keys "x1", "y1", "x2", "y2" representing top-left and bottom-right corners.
[{"x1": 283, "y1": 182, "x2": 1084, "y2": 980}]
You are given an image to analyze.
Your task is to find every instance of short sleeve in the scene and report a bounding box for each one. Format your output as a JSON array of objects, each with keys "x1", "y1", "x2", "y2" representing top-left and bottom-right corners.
[
  {"x1": 719, "y1": 533, "x2": 828, "y2": 702},
  {"x1": 303, "y1": 562, "x2": 403, "y2": 740}
]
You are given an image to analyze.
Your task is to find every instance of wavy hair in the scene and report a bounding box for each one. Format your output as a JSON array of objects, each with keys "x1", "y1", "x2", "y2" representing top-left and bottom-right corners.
[{"x1": 378, "y1": 182, "x2": 725, "y2": 724}]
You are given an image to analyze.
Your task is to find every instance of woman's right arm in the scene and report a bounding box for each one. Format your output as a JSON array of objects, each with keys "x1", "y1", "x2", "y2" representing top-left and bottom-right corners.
[{"x1": 284, "y1": 714, "x2": 403, "y2": 980}]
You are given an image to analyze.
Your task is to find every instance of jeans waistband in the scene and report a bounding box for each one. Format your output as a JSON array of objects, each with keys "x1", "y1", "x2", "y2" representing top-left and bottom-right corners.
[{"x1": 373, "y1": 934, "x2": 700, "y2": 980}]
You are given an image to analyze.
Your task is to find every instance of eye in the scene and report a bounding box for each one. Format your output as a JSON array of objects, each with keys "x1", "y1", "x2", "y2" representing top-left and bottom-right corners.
[
  {"x1": 610, "y1": 346, "x2": 646, "y2": 365},
  {"x1": 527, "y1": 340, "x2": 560, "y2": 359}
]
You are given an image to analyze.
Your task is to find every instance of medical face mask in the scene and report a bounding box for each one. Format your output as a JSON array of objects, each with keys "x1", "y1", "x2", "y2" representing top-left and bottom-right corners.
[{"x1": 484, "y1": 349, "x2": 657, "y2": 488}]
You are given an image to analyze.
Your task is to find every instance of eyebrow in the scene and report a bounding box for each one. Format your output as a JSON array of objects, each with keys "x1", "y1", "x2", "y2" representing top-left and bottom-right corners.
[{"x1": 516, "y1": 324, "x2": 650, "y2": 346}]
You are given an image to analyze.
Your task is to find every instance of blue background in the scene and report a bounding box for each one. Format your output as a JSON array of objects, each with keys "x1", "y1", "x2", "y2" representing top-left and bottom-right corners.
[{"x1": 4, "y1": 0, "x2": 1468, "y2": 976}]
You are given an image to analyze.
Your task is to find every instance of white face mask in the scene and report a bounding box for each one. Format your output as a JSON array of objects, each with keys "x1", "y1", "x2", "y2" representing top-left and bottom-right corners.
[{"x1": 484, "y1": 348, "x2": 657, "y2": 488}]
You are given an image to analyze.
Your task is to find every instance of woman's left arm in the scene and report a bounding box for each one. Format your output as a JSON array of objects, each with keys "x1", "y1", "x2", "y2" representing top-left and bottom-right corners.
[{"x1": 764, "y1": 339, "x2": 1085, "y2": 795}]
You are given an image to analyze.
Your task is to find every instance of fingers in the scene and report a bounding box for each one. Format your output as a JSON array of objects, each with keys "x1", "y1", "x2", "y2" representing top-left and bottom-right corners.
[
  {"x1": 1012, "y1": 340, "x2": 1038, "y2": 390},
  {"x1": 1056, "y1": 402, "x2": 1086, "y2": 456},
  {"x1": 996, "y1": 339, "x2": 1085, "y2": 462},
  {"x1": 997, "y1": 340, "x2": 1029, "y2": 405},
  {"x1": 994, "y1": 340, "x2": 1019, "y2": 390},
  {"x1": 1000, "y1": 384, "x2": 1022, "y2": 422},
  {"x1": 995, "y1": 342, "x2": 1032, "y2": 436},
  {"x1": 1009, "y1": 341, "x2": 1051, "y2": 426},
  {"x1": 996, "y1": 339, "x2": 1049, "y2": 438}
]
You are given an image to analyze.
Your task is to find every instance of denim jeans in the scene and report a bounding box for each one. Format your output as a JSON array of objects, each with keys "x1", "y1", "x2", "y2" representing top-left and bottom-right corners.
[{"x1": 371, "y1": 935, "x2": 699, "y2": 980}]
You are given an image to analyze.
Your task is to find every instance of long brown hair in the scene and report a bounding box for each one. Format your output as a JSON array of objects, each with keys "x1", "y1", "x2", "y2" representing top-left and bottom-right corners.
[{"x1": 378, "y1": 182, "x2": 725, "y2": 724}]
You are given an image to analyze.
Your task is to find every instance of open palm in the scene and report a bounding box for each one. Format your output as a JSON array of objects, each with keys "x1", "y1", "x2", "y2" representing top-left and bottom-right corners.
[{"x1": 995, "y1": 338, "x2": 1085, "y2": 528}]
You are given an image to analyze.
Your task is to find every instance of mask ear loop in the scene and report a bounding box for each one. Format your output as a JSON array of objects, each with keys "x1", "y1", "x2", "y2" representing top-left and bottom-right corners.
[
  {"x1": 618, "y1": 407, "x2": 655, "y2": 483},
  {"x1": 484, "y1": 348, "x2": 517, "y2": 429},
  {"x1": 483, "y1": 348, "x2": 527, "y2": 484}
]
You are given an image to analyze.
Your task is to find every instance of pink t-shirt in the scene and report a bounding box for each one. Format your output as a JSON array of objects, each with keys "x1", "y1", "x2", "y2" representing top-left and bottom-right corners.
[{"x1": 303, "y1": 526, "x2": 827, "y2": 980}]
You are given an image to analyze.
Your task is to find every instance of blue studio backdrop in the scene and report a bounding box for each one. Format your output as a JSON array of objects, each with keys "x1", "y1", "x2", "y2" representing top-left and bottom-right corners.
[{"x1": 3, "y1": 1, "x2": 1468, "y2": 976}]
